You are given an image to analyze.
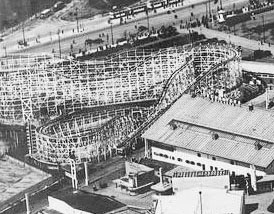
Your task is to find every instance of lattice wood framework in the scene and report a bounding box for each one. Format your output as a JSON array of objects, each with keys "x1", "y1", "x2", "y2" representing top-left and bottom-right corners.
[
  {"x1": 32, "y1": 44, "x2": 241, "y2": 164},
  {"x1": 0, "y1": 48, "x2": 188, "y2": 126}
]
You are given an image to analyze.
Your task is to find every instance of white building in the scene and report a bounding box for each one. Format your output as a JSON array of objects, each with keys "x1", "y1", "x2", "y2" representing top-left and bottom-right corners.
[
  {"x1": 153, "y1": 187, "x2": 245, "y2": 214},
  {"x1": 142, "y1": 95, "x2": 274, "y2": 191}
]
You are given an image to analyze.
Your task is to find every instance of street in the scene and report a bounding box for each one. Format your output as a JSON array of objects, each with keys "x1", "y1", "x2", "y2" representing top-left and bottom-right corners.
[{"x1": 1, "y1": 0, "x2": 249, "y2": 57}]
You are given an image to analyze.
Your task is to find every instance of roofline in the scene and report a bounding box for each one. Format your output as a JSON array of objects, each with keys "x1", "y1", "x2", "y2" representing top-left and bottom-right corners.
[{"x1": 171, "y1": 119, "x2": 273, "y2": 146}]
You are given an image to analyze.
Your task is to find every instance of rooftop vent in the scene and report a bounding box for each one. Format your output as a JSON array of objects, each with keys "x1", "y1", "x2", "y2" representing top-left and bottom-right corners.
[
  {"x1": 212, "y1": 133, "x2": 219, "y2": 140},
  {"x1": 170, "y1": 123, "x2": 177, "y2": 130},
  {"x1": 254, "y1": 141, "x2": 262, "y2": 150}
]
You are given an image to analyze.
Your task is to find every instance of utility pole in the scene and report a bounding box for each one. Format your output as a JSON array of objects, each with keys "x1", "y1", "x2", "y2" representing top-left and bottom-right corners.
[
  {"x1": 3, "y1": 46, "x2": 7, "y2": 57},
  {"x1": 22, "y1": 22, "x2": 26, "y2": 45},
  {"x1": 76, "y1": 8, "x2": 79, "y2": 33},
  {"x1": 233, "y1": 3, "x2": 236, "y2": 35},
  {"x1": 146, "y1": 7, "x2": 150, "y2": 32},
  {"x1": 262, "y1": 15, "x2": 265, "y2": 43},
  {"x1": 220, "y1": 0, "x2": 223, "y2": 9},
  {"x1": 110, "y1": 21, "x2": 114, "y2": 45},
  {"x1": 206, "y1": 1, "x2": 208, "y2": 18},
  {"x1": 25, "y1": 193, "x2": 30, "y2": 214},
  {"x1": 57, "y1": 29, "x2": 61, "y2": 58},
  {"x1": 199, "y1": 191, "x2": 203, "y2": 214},
  {"x1": 208, "y1": 0, "x2": 211, "y2": 19}
]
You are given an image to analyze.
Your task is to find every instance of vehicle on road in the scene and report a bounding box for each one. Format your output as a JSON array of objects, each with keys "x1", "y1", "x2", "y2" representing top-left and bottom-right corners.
[{"x1": 53, "y1": 1, "x2": 65, "y2": 12}]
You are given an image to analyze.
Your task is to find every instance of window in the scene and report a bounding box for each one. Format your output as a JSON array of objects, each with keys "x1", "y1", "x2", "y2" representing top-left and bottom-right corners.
[
  {"x1": 171, "y1": 156, "x2": 175, "y2": 160},
  {"x1": 177, "y1": 158, "x2": 183, "y2": 162},
  {"x1": 163, "y1": 154, "x2": 168, "y2": 158},
  {"x1": 197, "y1": 153, "x2": 201, "y2": 157},
  {"x1": 230, "y1": 160, "x2": 235, "y2": 165},
  {"x1": 202, "y1": 164, "x2": 205, "y2": 170},
  {"x1": 215, "y1": 167, "x2": 218, "y2": 171},
  {"x1": 212, "y1": 157, "x2": 216, "y2": 161},
  {"x1": 186, "y1": 160, "x2": 190, "y2": 164},
  {"x1": 190, "y1": 161, "x2": 195, "y2": 165},
  {"x1": 210, "y1": 166, "x2": 213, "y2": 171},
  {"x1": 197, "y1": 163, "x2": 201, "y2": 166}
]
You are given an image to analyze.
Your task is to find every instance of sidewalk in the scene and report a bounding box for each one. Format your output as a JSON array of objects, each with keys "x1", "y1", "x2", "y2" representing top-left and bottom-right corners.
[
  {"x1": 1, "y1": 0, "x2": 247, "y2": 56},
  {"x1": 191, "y1": 26, "x2": 274, "y2": 55}
]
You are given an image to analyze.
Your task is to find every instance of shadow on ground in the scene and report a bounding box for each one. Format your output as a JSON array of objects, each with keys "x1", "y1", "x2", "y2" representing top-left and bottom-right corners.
[
  {"x1": 245, "y1": 203, "x2": 259, "y2": 214},
  {"x1": 267, "y1": 200, "x2": 274, "y2": 213}
]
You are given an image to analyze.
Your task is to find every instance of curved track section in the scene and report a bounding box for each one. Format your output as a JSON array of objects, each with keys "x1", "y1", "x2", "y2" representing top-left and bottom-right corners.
[{"x1": 32, "y1": 44, "x2": 241, "y2": 164}]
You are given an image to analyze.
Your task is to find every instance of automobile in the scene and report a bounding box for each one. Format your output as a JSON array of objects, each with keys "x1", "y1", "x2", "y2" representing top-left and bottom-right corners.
[
  {"x1": 18, "y1": 40, "x2": 28, "y2": 46},
  {"x1": 40, "y1": 8, "x2": 52, "y2": 19},
  {"x1": 53, "y1": 1, "x2": 65, "y2": 12}
]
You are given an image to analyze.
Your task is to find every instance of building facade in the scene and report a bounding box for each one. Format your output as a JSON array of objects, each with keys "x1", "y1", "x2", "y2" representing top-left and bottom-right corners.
[{"x1": 142, "y1": 95, "x2": 274, "y2": 191}]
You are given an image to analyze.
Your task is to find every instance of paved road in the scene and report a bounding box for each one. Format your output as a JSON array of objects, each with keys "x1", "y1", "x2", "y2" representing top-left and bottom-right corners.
[{"x1": 1, "y1": 0, "x2": 249, "y2": 57}]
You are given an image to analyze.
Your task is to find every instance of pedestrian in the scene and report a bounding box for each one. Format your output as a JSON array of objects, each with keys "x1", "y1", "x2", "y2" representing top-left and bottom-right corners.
[{"x1": 269, "y1": 42, "x2": 271, "y2": 47}]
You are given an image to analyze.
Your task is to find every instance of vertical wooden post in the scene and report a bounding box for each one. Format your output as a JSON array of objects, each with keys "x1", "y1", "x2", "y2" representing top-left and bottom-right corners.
[{"x1": 84, "y1": 162, "x2": 89, "y2": 186}]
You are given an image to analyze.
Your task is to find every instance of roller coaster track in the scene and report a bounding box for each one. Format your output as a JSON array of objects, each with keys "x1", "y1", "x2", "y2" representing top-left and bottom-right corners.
[
  {"x1": 120, "y1": 44, "x2": 241, "y2": 150},
  {"x1": 31, "y1": 44, "x2": 241, "y2": 164},
  {"x1": 0, "y1": 43, "x2": 241, "y2": 164}
]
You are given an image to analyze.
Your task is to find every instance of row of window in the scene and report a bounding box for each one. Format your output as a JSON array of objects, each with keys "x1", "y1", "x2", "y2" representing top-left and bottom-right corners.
[
  {"x1": 153, "y1": 151, "x2": 226, "y2": 171},
  {"x1": 153, "y1": 152, "x2": 204, "y2": 168},
  {"x1": 197, "y1": 153, "x2": 216, "y2": 161}
]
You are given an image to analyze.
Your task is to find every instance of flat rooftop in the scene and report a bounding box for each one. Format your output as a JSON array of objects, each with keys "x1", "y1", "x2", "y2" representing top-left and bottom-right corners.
[
  {"x1": 51, "y1": 189, "x2": 125, "y2": 214},
  {"x1": 0, "y1": 156, "x2": 51, "y2": 208}
]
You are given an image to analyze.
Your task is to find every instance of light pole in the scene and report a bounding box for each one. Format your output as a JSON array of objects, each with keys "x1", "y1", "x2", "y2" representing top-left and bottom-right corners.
[
  {"x1": 208, "y1": 0, "x2": 211, "y2": 19},
  {"x1": 76, "y1": 8, "x2": 79, "y2": 33},
  {"x1": 262, "y1": 15, "x2": 265, "y2": 43},
  {"x1": 145, "y1": 6, "x2": 150, "y2": 32},
  {"x1": 3, "y1": 46, "x2": 7, "y2": 57},
  {"x1": 57, "y1": 29, "x2": 61, "y2": 58},
  {"x1": 110, "y1": 21, "x2": 114, "y2": 45},
  {"x1": 22, "y1": 21, "x2": 26, "y2": 45},
  {"x1": 199, "y1": 191, "x2": 203, "y2": 214},
  {"x1": 233, "y1": 3, "x2": 236, "y2": 35}
]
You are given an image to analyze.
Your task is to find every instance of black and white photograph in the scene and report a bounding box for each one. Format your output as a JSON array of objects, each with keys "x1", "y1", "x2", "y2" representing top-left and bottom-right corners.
[{"x1": 1, "y1": 0, "x2": 274, "y2": 213}]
